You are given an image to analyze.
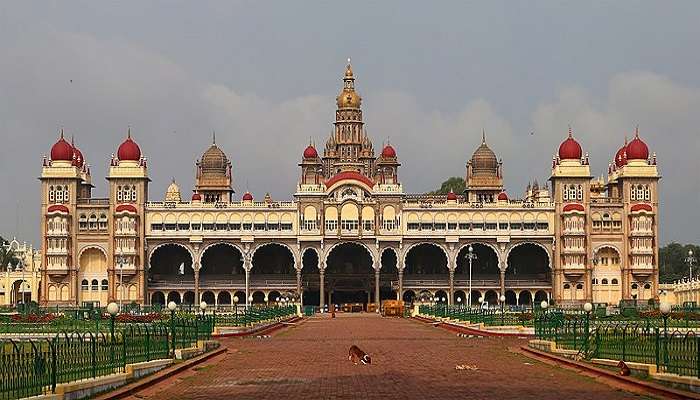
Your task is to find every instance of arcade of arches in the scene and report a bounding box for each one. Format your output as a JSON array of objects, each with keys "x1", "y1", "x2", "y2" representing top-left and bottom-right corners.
[{"x1": 146, "y1": 240, "x2": 553, "y2": 308}]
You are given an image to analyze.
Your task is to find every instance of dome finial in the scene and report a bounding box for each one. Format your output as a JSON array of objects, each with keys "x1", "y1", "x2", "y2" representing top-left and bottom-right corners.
[
  {"x1": 635, "y1": 125, "x2": 640, "y2": 138},
  {"x1": 127, "y1": 126, "x2": 132, "y2": 139},
  {"x1": 212, "y1": 130, "x2": 216, "y2": 144},
  {"x1": 568, "y1": 124, "x2": 573, "y2": 138},
  {"x1": 482, "y1": 129, "x2": 486, "y2": 144},
  {"x1": 60, "y1": 127, "x2": 64, "y2": 139}
]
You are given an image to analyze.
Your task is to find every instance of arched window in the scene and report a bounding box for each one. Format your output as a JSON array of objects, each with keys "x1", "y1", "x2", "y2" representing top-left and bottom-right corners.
[
  {"x1": 562, "y1": 185, "x2": 568, "y2": 201},
  {"x1": 91, "y1": 279, "x2": 98, "y2": 290},
  {"x1": 49, "y1": 185, "x2": 55, "y2": 202},
  {"x1": 63, "y1": 185, "x2": 70, "y2": 202},
  {"x1": 601, "y1": 278, "x2": 609, "y2": 285},
  {"x1": 563, "y1": 283, "x2": 571, "y2": 289},
  {"x1": 101, "y1": 279, "x2": 108, "y2": 290},
  {"x1": 611, "y1": 278, "x2": 619, "y2": 285},
  {"x1": 576, "y1": 185, "x2": 583, "y2": 200},
  {"x1": 644, "y1": 185, "x2": 651, "y2": 201},
  {"x1": 81, "y1": 279, "x2": 89, "y2": 290},
  {"x1": 631, "y1": 283, "x2": 638, "y2": 290},
  {"x1": 576, "y1": 283, "x2": 583, "y2": 290},
  {"x1": 644, "y1": 283, "x2": 651, "y2": 290}
]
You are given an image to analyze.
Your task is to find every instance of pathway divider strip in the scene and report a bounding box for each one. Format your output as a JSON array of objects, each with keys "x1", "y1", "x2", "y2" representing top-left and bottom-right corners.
[
  {"x1": 518, "y1": 345, "x2": 700, "y2": 400},
  {"x1": 213, "y1": 316, "x2": 304, "y2": 338},
  {"x1": 411, "y1": 316, "x2": 533, "y2": 338}
]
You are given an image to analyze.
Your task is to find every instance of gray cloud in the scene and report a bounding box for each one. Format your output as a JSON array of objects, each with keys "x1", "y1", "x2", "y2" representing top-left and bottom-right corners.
[{"x1": 0, "y1": 3, "x2": 698, "y2": 246}]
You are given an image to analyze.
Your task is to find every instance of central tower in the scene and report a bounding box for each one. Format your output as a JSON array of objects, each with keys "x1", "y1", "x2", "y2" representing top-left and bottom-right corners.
[{"x1": 323, "y1": 60, "x2": 376, "y2": 179}]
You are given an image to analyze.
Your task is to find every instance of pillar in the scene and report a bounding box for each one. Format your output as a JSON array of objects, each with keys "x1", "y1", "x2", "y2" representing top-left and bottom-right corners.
[
  {"x1": 245, "y1": 268, "x2": 250, "y2": 307},
  {"x1": 319, "y1": 269, "x2": 325, "y2": 311},
  {"x1": 398, "y1": 270, "x2": 404, "y2": 301},
  {"x1": 296, "y1": 270, "x2": 302, "y2": 298},
  {"x1": 448, "y1": 270, "x2": 454, "y2": 306},
  {"x1": 499, "y1": 270, "x2": 506, "y2": 297},
  {"x1": 194, "y1": 262, "x2": 200, "y2": 306},
  {"x1": 375, "y1": 269, "x2": 380, "y2": 305}
]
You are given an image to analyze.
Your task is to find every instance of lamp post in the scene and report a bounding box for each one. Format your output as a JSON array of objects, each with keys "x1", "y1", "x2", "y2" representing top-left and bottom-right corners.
[
  {"x1": 685, "y1": 250, "x2": 697, "y2": 280},
  {"x1": 500, "y1": 294, "x2": 506, "y2": 325},
  {"x1": 660, "y1": 302, "x2": 671, "y2": 367},
  {"x1": 233, "y1": 295, "x2": 239, "y2": 326},
  {"x1": 583, "y1": 302, "x2": 593, "y2": 355},
  {"x1": 167, "y1": 301, "x2": 177, "y2": 357},
  {"x1": 107, "y1": 302, "x2": 119, "y2": 364},
  {"x1": 465, "y1": 245, "x2": 477, "y2": 307},
  {"x1": 117, "y1": 250, "x2": 126, "y2": 311}
]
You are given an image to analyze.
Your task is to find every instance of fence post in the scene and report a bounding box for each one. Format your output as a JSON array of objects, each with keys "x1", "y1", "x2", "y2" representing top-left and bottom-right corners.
[
  {"x1": 50, "y1": 338, "x2": 57, "y2": 394},
  {"x1": 91, "y1": 333, "x2": 97, "y2": 378},
  {"x1": 655, "y1": 327, "x2": 660, "y2": 371},
  {"x1": 622, "y1": 326, "x2": 627, "y2": 361},
  {"x1": 696, "y1": 336, "x2": 700, "y2": 378},
  {"x1": 145, "y1": 326, "x2": 151, "y2": 361}
]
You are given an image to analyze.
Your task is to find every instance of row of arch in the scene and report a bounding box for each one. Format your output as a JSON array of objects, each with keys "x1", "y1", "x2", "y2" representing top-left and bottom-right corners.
[
  {"x1": 402, "y1": 289, "x2": 550, "y2": 306},
  {"x1": 150, "y1": 212, "x2": 295, "y2": 226}
]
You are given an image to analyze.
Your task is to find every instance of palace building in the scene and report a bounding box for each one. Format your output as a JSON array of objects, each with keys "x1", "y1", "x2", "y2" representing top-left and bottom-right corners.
[{"x1": 38, "y1": 62, "x2": 660, "y2": 308}]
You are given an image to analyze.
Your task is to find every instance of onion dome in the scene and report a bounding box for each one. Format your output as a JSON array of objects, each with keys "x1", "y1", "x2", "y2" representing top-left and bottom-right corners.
[
  {"x1": 72, "y1": 146, "x2": 84, "y2": 167},
  {"x1": 614, "y1": 139, "x2": 627, "y2": 168},
  {"x1": 497, "y1": 191, "x2": 509, "y2": 201},
  {"x1": 117, "y1": 129, "x2": 141, "y2": 161},
  {"x1": 242, "y1": 192, "x2": 253, "y2": 201},
  {"x1": 50, "y1": 130, "x2": 73, "y2": 161},
  {"x1": 336, "y1": 59, "x2": 362, "y2": 109},
  {"x1": 625, "y1": 129, "x2": 649, "y2": 161},
  {"x1": 558, "y1": 128, "x2": 582, "y2": 160},
  {"x1": 165, "y1": 179, "x2": 182, "y2": 202},
  {"x1": 191, "y1": 193, "x2": 202, "y2": 201},
  {"x1": 470, "y1": 132, "x2": 498, "y2": 176},
  {"x1": 303, "y1": 144, "x2": 318, "y2": 159},
  {"x1": 200, "y1": 135, "x2": 229, "y2": 175},
  {"x1": 381, "y1": 144, "x2": 396, "y2": 158},
  {"x1": 446, "y1": 190, "x2": 457, "y2": 201}
]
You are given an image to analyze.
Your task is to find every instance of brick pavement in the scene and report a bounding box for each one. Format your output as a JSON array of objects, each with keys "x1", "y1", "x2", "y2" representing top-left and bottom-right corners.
[{"x1": 128, "y1": 314, "x2": 643, "y2": 399}]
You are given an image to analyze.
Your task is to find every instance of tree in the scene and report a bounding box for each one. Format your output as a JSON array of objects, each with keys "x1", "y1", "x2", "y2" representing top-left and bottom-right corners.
[
  {"x1": 659, "y1": 242, "x2": 700, "y2": 283},
  {"x1": 429, "y1": 177, "x2": 465, "y2": 195},
  {"x1": 0, "y1": 238, "x2": 18, "y2": 272}
]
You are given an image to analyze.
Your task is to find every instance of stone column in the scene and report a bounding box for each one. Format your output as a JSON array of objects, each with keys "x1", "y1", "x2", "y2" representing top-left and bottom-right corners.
[
  {"x1": 448, "y1": 270, "x2": 455, "y2": 306},
  {"x1": 398, "y1": 270, "x2": 404, "y2": 301},
  {"x1": 296, "y1": 270, "x2": 302, "y2": 298},
  {"x1": 499, "y1": 270, "x2": 506, "y2": 297},
  {"x1": 375, "y1": 269, "x2": 380, "y2": 306},
  {"x1": 194, "y1": 262, "x2": 200, "y2": 306},
  {"x1": 319, "y1": 269, "x2": 325, "y2": 311},
  {"x1": 245, "y1": 268, "x2": 250, "y2": 307}
]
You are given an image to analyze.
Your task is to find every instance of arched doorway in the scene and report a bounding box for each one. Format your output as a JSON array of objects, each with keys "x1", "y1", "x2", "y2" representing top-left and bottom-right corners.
[
  {"x1": 325, "y1": 243, "x2": 374, "y2": 307},
  {"x1": 592, "y1": 247, "x2": 622, "y2": 305},
  {"x1": 201, "y1": 291, "x2": 215, "y2": 306},
  {"x1": 217, "y1": 291, "x2": 232, "y2": 306},
  {"x1": 251, "y1": 291, "x2": 266, "y2": 304},
  {"x1": 404, "y1": 243, "x2": 448, "y2": 298},
  {"x1": 300, "y1": 248, "x2": 319, "y2": 306},
  {"x1": 268, "y1": 290, "x2": 282, "y2": 304},
  {"x1": 434, "y1": 290, "x2": 448, "y2": 304},
  {"x1": 166, "y1": 291, "x2": 181, "y2": 304},
  {"x1": 11, "y1": 280, "x2": 31, "y2": 305},
  {"x1": 149, "y1": 244, "x2": 194, "y2": 296},
  {"x1": 151, "y1": 291, "x2": 165, "y2": 305},
  {"x1": 455, "y1": 243, "x2": 500, "y2": 304},
  {"x1": 506, "y1": 243, "x2": 551, "y2": 284},
  {"x1": 454, "y1": 290, "x2": 467, "y2": 305},
  {"x1": 183, "y1": 291, "x2": 195, "y2": 305},
  {"x1": 78, "y1": 248, "x2": 108, "y2": 305},
  {"x1": 380, "y1": 249, "x2": 399, "y2": 301},
  {"x1": 403, "y1": 290, "x2": 416, "y2": 304},
  {"x1": 519, "y1": 290, "x2": 532, "y2": 306},
  {"x1": 484, "y1": 290, "x2": 499, "y2": 305},
  {"x1": 505, "y1": 290, "x2": 517, "y2": 305},
  {"x1": 200, "y1": 243, "x2": 244, "y2": 286},
  {"x1": 251, "y1": 244, "x2": 295, "y2": 298}
]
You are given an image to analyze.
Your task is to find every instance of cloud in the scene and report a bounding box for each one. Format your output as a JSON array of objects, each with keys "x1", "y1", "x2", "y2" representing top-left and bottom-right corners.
[{"x1": 0, "y1": 26, "x2": 698, "y2": 247}]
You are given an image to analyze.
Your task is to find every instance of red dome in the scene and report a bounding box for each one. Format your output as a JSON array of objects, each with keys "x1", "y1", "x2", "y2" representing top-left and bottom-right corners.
[
  {"x1": 562, "y1": 203, "x2": 585, "y2": 212},
  {"x1": 303, "y1": 145, "x2": 318, "y2": 159},
  {"x1": 47, "y1": 204, "x2": 70, "y2": 214},
  {"x1": 614, "y1": 144, "x2": 627, "y2": 167},
  {"x1": 50, "y1": 134, "x2": 73, "y2": 161},
  {"x1": 558, "y1": 131, "x2": 582, "y2": 160},
  {"x1": 115, "y1": 204, "x2": 137, "y2": 214},
  {"x1": 626, "y1": 133, "x2": 649, "y2": 161},
  {"x1": 191, "y1": 193, "x2": 202, "y2": 201},
  {"x1": 631, "y1": 203, "x2": 653, "y2": 212},
  {"x1": 72, "y1": 146, "x2": 84, "y2": 167},
  {"x1": 381, "y1": 144, "x2": 396, "y2": 158},
  {"x1": 117, "y1": 131, "x2": 141, "y2": 161},
  {"x1": 242, "y1": 192, "x2": 253, "y2": 201},
  {"x1": 446, "y1": 191, "x2": 457, "y2": 201},
  {"x1": 497, "y1": 191, "x2": 508, "y2": 201}
]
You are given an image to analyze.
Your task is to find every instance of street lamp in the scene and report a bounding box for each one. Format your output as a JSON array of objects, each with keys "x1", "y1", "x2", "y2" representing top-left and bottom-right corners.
[
  {"x1": 167, "y1": 301, "x2": 177, "y2": 356},
  {"x1": 200, "y1": 301, "x2": 207, "y2": 315},
  {"x1": 583, "y1": 302, "x2": 593, "y2": 355},
  {"x1": 107, "y1": 302, "x2": 119, "y2": 363},
  {"x1": 540, "y1": 300, "x2": 548, "y2": 310},
  {"x1": 465, "y1": 245, "x2": 477, "y2": 307},
  {"x1": 685, "y1": 250, "x2": 697, "y2": 280},
  {"x1": 660, "y1": 302, "x2": 671, "y2": 366},
  {"x1": 499, "y1": 294, "x2": 506, "y2": 325},
  {"x1": 233, "y1": 296, "x2": 239, "y2": 325}
]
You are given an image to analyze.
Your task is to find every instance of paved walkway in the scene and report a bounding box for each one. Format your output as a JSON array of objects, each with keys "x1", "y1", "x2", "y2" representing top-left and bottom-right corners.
[{"x1": 129, "y1": 314, "x2": 643, "y2": 399}]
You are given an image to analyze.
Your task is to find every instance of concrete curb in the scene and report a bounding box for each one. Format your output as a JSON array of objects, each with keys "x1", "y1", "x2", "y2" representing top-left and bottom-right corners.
[
  {"x1": 412, "y1": 316, "x2": 534, "y2": 338},
  {"x1": 519, "y1": 345, "x2": 700, "y2": 400},
  {"x1": 213, "y1": 316, "x2": 303, "y2": 338},
  {"x1": 93, "y1": 347, "x2": 228, "y2": 400}
]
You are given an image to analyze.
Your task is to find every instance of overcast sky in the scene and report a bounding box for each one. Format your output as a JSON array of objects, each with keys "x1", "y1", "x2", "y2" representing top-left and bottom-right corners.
[{"x1": 1, "y1": 1, "x2": 698, "y2": 246}]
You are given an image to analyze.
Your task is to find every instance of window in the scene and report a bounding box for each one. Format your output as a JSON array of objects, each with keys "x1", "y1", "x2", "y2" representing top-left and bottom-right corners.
[
  {"x1": 91, "y1": 279, "x2": 99, "y2": 291},
  {"x1": 178, "y1": 223, "x2": 190, "y2": 231},
  {"x1": 523, "y1": 223, "x2": 535, "y2": 230},
  {"x1": 151, "y1": 223, "x2": 163, "y2": 231},
  {"x1": 49, "y1": 186, "x2": 55, "y2": 202},
  {"x1": 164, "y1": 223, "x2": 177, "y2": 231},
  {"x1": 563, "y1": 283, "x2": 571, "y2": 289},
  {"x1": 341, "y1": 220, "x2": 358, "y2": 231},
  {"x1": 326, "y1": 220, "x2": 338, "y2": 231},
  {"x1": 577, "y1": 185, "x2": 583, "y2": 200},
  {"x1": 576, "y1": 283, "x2": 583, "y2": 290},
  {"x1": 254, "y1": 223, "x2": 266, "y2": 231},
  {"x1": 363, "y1": 221, "x2": 374, "y2": 231},
  {"x1": 601, "y1": 279, "x2": 608, "y2": 285},
  {"x1": 644, "y1": 283, "x2": 651, "y2": 290},
  {"x1": 592, "y1": 278, "x2": 598, "y2": 284},
  {"x1": 472, "y1": 223, "x2": 484, "y2": 230},
  {"x1": 131, "y1": 185, "x2": 137, "y2": 202},
  {"x1": 101, "y1": 279, "x2": 108, "y2": 290},
  {"x1": 611, "y1": 278, "x2": 619, "y2": 285},
  {"x1": 499, "y1": 223, "x2": 509, "y2": 230},
  {"x1": 217, "y1": 223, "x2": 230, "y2": 231},
  {"x1": 89, "y1": 214, "x2": 98, "y2": 230},
  {"x1": 631, "y1": 283, "x2": 638, "y2": 290},
  {"x1": 458, "y1": 223, "x2": 470, "y2": 230},
  {"x1": 448, "y1": 223, "x2": 458, "y2": 230},
  {"x1": 98, "y1": 214, "x2": 108, "y2": 230},
  {"x1": 203, "y1": 223, "x2": 215, "y2": 231},
  {"x1": 510, "y1": 223, "x2": 522, "y2": 230},
  {"x1": 280, "y1": 223, "x2": 293, "y2": 231},
  {"x1": 242, "y1": 223, "x2": 252, "y2": 230},
  {"x1": 79, "y1": 214, "x2": 88, "y2": 230},
  {"x1": 81, "y1": 280, "x2": 89, "y2": 290},
  {"x1": 485, "y1": 223, "x2": 497, "y2": 230},
  {"x1": 117, "y1": 186, "x2": 123, "y2": 202},
  {"x1": 407, "y1": 223, "x2": 420, "y2": 230},
  {"x1": 536, "y1": 222, "x2": 549, "y2": 230}
]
